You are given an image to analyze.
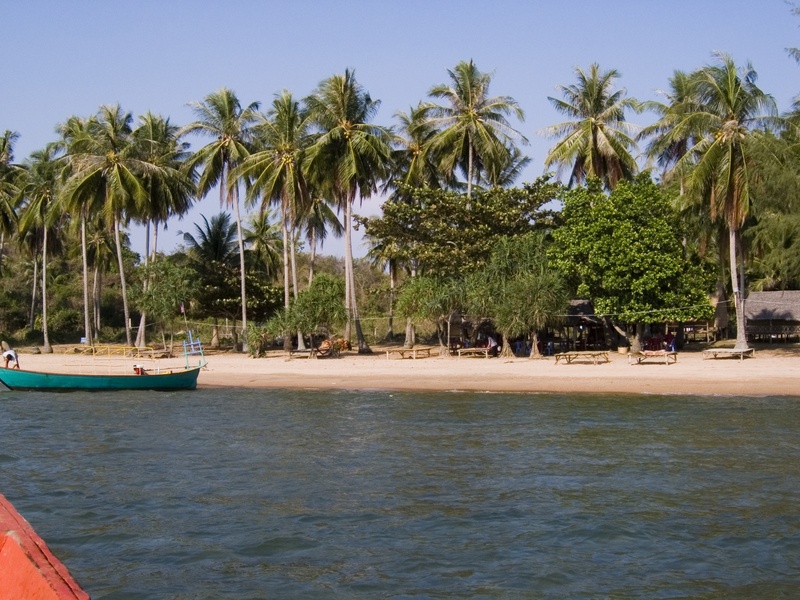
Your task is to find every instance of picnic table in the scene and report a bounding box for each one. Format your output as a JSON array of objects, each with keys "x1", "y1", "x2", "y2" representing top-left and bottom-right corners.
[
  {"x1": 628, "y1": 350, "x2": 678, "y2": 365},
  {"x1": 385, "y1": 346, "x2": 436, "y2": 360},
  {"x1": 554, "y1": 350, "x2": 610, "y2": 365},
  {"x1": 702, "y1": 348, "x2": 755, "y2": 360},
  {"x1": 457, "y1": 347, "x2": 492, "y2": 358}
]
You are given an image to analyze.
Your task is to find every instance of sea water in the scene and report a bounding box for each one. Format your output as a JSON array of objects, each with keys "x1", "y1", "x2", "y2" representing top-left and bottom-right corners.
[{"x1": 1, "y1": 389, "x2": 799, "y2": 599}]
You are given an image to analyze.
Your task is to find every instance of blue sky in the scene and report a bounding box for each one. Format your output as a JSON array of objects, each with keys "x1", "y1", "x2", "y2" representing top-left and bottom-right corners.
[{"x1": 3, "y1": 0, "x2": 798, "y2": 257}]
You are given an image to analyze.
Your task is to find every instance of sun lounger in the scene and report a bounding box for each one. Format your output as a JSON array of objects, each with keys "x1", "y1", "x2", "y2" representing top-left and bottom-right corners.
[
  {"x1": 385, "y1": 346, "x2": 436, "y2": 359},
  {"x1": 628, "y1": 350, "x2": 677, "y2": 365},
  {"x1": 457, "y1": 347, "x2": 492, "y2": 358},
  {"x1": 702, "y1": 348, "x2": 755, "y2": 360},
  {"x1": 554, "y1": 351, "x2": 610, "y2": 365}
]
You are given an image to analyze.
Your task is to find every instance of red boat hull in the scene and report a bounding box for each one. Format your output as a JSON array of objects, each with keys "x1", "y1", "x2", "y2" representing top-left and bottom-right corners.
[{"x1": 0, "y1": 492, "x2": 89, "y2": 599}]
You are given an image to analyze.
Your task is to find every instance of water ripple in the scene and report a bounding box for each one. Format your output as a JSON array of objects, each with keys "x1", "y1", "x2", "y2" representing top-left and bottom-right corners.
[{"x1": 1, "y1": 390, "x2": 799, "y2": 598}]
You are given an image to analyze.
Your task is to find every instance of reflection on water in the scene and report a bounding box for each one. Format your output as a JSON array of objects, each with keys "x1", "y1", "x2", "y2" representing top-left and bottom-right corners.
[{"x1": 1, "y1": 389, "x2": 799, "y2": 598}]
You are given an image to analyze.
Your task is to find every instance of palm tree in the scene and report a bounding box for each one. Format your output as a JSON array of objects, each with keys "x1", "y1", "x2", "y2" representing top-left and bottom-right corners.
[
  {"x1": 57, "y1": 115, "x2": 98, "y2": 345},
  {"x1": 674, "y1": 54, "x2": 781, "y2": 350},
  {"x1": 425, "y1": 60, "x2": 527, "y2": 198},
  {"x1": 0, "y1": 130, "x2": 23, "y2": 273},
  {"x1": 182, "y1": 212, "x2": 239, "y2": 348},
  {"x1": 638, "y1": 70, "x2": 700, "y2": 189},
  {"x1": 133, "y1": 112, "x2": 195, "y2": 258},
  {"x1": 388, "y1": 103, "x2": 443, "y2": 199},
  {"x1": 542, "y1": 63, "x2": 641, "y2": 190},
  {"x1": 182, "y1": 88, "x2": 260, "y2": 351},
  {"x1": 235, "y1": 91, "x2": 310, "y2": 332},
  {"x1": 132, "y1": 112, "x2": 195, "y2": 347},
  {"x1": 63, "y1": 105, "x2": 150, "y2": 347},
  {"x1": 300, "y1": 192, "x2": 342, "y2": 285},
  {"x1": 17, "y1": 145, "x2": 64, "y2": 352},
  {"x1": 304, "y1": 70, "x2": 394, "y2": 353},
  {"x1": 243, "y1": 209, "x2": 282, "y2": 280}
]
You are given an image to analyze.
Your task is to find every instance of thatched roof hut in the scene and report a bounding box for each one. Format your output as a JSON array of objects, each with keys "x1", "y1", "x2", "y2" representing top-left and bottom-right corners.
[{"x1": 745, "y1": 291, "x2": 800, "y2": 341}]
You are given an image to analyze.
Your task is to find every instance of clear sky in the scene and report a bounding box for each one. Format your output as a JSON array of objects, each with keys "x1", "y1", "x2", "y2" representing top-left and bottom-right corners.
[{"x1": 3, "y1": 0, "x2": 798, "y2": 258}]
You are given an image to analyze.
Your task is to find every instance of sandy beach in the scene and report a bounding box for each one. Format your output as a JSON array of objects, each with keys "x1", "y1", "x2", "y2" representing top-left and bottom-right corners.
[{"x1": 12, "y1": 344, "x2": 800, "y2": 397}]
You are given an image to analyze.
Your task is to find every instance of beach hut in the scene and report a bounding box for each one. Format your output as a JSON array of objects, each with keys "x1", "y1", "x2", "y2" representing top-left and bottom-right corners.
[{"x1": 745, "y1": 290, "x2": 800, "y2": 343}]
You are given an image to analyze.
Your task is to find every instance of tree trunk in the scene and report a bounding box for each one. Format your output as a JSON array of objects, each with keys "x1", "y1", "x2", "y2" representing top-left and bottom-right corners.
[
  {"x1": 114, "y1": 218, "x2": 132, "y2": 347},
  {"x1": 281, "y1": 202, "x2": 292, "y2": 353},
  {"x1": 466, "y1": 143, "x2": 474, "y2": 201},
  {"x1": 211, "y1": 318, "x2": 220, "y2": 349},
  {"x1": 290, "y1": 226, "x2": 305, "y2": 351},
  {"x1": 343, "y1": 198, "x2": 353, "y2": 343},
  {"x1": 29, "y1": 256, "x2": 38, "y2": 333},
  {"x1": 730, "y1": 227, "x2": 749, "y2": 350},
  {"x1": 232, "y1": 184, "x2": 248, "y2": 352},
  {"x1": 404, "y1": 317, "x2": 415, "y2": 348},
  {"x1": 93, "y1": 265, "x2": 101, "y2": 338},
  {"x1": 81, "y1": 218, "x2": 92, "y2": 346},
  {"x1": 345, "y1": 197, "x2": 371, "y2": 353},
  {"x1": 500, "y1": 333, "x2": 514, "y2": 358},
  {"x1": 308, "y1": 227, "x2": 317, "y2": 285},
  {"x1": 386, "y1": 259, "x2": 395, "y2": 342},
  {"x1": 135, "y1": 220, "x2": 152, "y2": 348},
  {"x1": 528, "y1": 331, "x2": 542, "y2": 359},
  {"x1": 631, "y1": 323, "x2": 646, "y2": 353},
  {"x1": 41, "y1": 227, "x2": 51, "y2": 353}
]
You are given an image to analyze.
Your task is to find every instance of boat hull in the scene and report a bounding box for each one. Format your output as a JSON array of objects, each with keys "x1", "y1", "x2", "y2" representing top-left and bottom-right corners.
[
  {"x1": 1, "y1": 492, "x2": 90, "y2": 599},
  {"x1": 0, "y1": 366, "x2": 202, "y2": 391}
]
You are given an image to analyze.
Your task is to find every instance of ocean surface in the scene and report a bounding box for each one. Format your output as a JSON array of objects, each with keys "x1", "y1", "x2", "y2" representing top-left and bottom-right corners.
[{"x1": 1, "y1": 388, "x2": 799, "y2": 599}]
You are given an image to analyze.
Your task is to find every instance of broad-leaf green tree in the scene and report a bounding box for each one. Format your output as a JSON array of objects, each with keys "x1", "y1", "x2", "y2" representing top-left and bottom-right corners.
[{"x1": 550, "y1": 176, "x2": 714, "y2": 352}]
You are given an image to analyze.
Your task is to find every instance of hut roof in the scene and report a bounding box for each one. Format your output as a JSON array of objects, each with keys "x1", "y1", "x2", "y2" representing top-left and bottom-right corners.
[
  {"x1": 568, "y1": 299, "x2": 602, "y2": 324},
  {"x1": 745, "y1": 291, "x2": 800, "y2": 322}
]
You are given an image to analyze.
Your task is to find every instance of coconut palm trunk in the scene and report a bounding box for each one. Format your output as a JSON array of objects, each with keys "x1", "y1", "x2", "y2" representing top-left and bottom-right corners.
[
  {"x1": 729, "y1": 228, "x2": 748, "y2": 349},
  {"x1": 114, "y1": 217, "x2": 133, "y2": 347},
  {"x1": 231, "y1": 184, "x2": 248, "y2": 351},
  {"x1": 81, "y1": 218, "x2": 92, "y2": 346},
  {"x1": 281, "y1": 202, "x2": 292, "y2": 352},
  {"x1": 41, "y1": 226, "x2": 51, "y2": 353},
  {"x1": 29, "y1": 257, "x2": 38, "y2": 333}
]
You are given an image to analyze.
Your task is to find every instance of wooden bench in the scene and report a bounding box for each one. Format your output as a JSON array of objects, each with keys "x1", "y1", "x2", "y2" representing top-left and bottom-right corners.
[
  {"x1": 702, "y1": 348, "x2": 755, "y2": 360},
  {"x1": 628, "y1": 350, "x2": 678, "y2": 365},
  {"x1": 555, "y1": 351, "x2": 610, "y2": 365},
  {"x1": 457, "y1": 347, "x2": 492, "y2": 358},
  {"x1": 385, "y1": 346, "x2": 436, "y2": 360},
  {"x1": 288, "y1": 348, "x2": 316, "y2": 359}
]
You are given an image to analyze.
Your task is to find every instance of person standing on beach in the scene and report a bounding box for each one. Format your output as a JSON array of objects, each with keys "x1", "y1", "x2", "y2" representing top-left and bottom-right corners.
[{"x1": 2, "y1": 348, "x2": 20, "y2": 369}]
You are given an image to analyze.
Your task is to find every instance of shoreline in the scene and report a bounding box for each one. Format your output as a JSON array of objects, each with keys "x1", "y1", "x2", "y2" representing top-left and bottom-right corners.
[{"x1": 10, "y1": 344, "x2": 800, "y2": 397}]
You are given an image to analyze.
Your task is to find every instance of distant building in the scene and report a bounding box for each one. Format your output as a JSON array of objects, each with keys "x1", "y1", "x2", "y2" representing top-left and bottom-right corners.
[{"x1": 745, "y1": 290, "x2": 800, "y2": 342}]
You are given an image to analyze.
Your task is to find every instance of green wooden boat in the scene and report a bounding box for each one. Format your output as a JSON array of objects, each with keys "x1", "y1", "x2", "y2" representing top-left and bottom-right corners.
[{"x1": 0, "y1": 365, "x2": 202, "y2": 392}]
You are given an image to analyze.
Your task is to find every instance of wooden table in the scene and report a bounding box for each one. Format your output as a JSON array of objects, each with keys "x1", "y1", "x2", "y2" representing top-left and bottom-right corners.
[
  {"x1": 554, "y1": 350, "x2": 610, "y2": 365},
  {"x1": 628, "y1": 350, "x2": 678, "y2": 365},
  {"x1": 702, "y1": 348, "x2": 755, "y2": 360},
  {"x1": 385, "y1": 346, "x2": 436, "y2": 360},
  {"x1": 457, "y1": 347, "x2": 492, "y2": 358}
]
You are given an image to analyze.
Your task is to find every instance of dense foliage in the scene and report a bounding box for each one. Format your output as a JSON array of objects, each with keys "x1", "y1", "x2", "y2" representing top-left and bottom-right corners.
[{"x1": 4, "y1": 35, "x2": 800, "y2": 352}]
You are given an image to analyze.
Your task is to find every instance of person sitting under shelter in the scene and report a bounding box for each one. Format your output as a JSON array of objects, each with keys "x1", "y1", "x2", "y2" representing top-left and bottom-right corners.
[
  {"x1": 3, "y1": 348, "x2": 20, "y2": 369},
  {"x1": 487, "y1": 334, "x2": 499, "y2": 357}
]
